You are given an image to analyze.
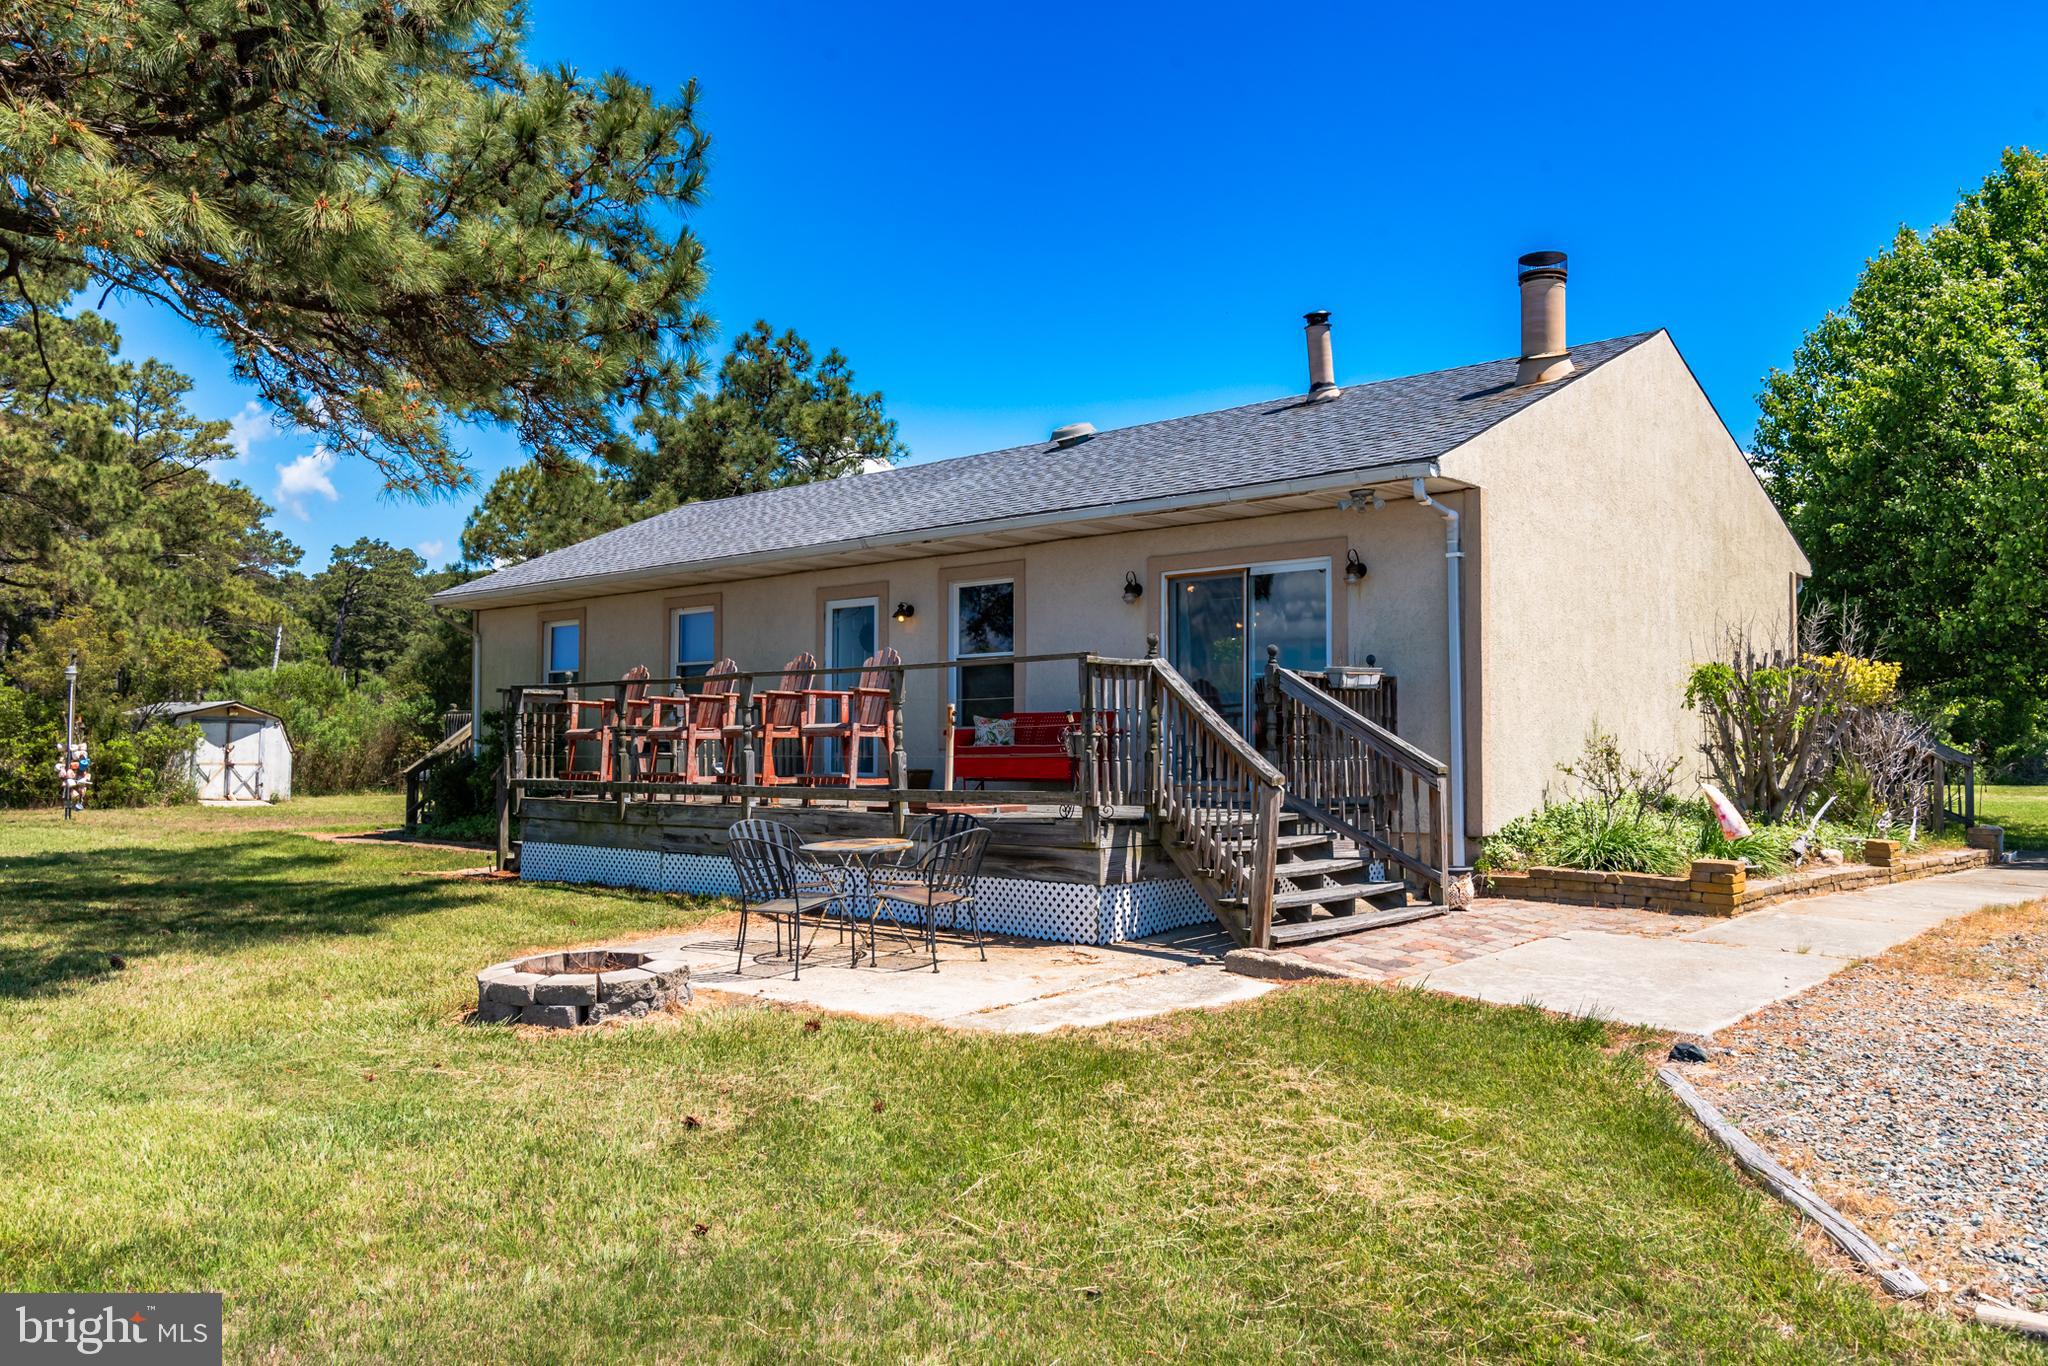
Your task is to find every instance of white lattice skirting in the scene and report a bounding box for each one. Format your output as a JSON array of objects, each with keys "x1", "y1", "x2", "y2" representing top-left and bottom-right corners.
[{"x1": 519, "y1": 840, "x2": 1210, "y2": 946}]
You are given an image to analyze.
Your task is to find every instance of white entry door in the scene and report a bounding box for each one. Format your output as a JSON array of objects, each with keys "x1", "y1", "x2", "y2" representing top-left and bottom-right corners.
[{"x1": 822, "y1": 597, "x2": 880, "y2": 778}]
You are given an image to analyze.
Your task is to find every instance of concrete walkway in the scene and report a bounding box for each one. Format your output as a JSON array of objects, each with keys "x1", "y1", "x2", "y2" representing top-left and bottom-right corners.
[
  {"x1": 615, "y1": 919, "x2": 1273, "y2": 1033},
  {"x1": 1272, "y1": 864, "x2": 2048, "y2": 1036}
]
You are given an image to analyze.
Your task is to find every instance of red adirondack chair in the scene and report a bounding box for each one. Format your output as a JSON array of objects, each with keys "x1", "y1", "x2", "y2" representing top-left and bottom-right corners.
[
  {"x1": 801, "y1": 647, "x2": 900, "y2": 787},
  {"x1": 756, "y1": 652, "x2": 819, "y2": 786},
  {"x1": 559, "y1": 664, "x2": 651, "y2": 782},
  {"x1": 644, "y1": 659, "x2": 740, "y2": 784}
]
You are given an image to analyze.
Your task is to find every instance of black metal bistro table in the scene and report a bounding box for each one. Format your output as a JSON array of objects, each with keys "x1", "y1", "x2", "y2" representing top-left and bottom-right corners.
[{"x1": 799, "y1": 836, "x2": 912, "y2": 964}]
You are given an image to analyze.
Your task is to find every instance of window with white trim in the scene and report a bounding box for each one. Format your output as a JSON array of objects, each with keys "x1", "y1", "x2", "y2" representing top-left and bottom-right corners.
[
  {"x1": 544, "y1": 619, "x2": 580, "y2": 685},
  {"x1": 950, "y1": 578, "x2": 1015, "y2": 725},
  {"x1": 673, "y1": 607, "x2": 717, "y2": 679}
]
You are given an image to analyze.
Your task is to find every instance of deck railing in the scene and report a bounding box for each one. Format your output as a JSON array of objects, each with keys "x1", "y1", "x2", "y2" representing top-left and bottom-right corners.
[
  {"x1": 502, "y1": 653, "x2": 1118, "y2": 838},
  {"x1": 1145, "y1": 654, "x2": 1285, "y2": 944},
  {"x1": 1264, "y1": 654, "x2": 1452, "y2": 903}
]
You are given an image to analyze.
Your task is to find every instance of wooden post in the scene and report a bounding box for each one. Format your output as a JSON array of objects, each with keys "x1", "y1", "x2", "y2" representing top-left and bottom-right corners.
[
  {"x1": 1078, "y1": 655, "x2": 1101, "y2": 845},
  {"x1": 888, "y1": 666, "x2": 909, "y2": 837},
  {"x1": 1433, "y1": 765, "x2": 1454, "y2": 906},
  {"x1": 613, "y1": 680, "x2": 629, "y2": 818},
  {"x1": 495, "y1": 753, "x2": 512, "y2": 872},
  {"x1": 1262, "y1": 644, "x2": 1282, "y2": 765},
  {"x1": 736, "y1": 672, "x2": 758, "y2": 822},
  {"x1": 505, "y1": 687, "x2": 526, "y2": 814},
  {"x1": 941, "y1": 703, "x2": 957, "y2": 792},
  {"x1": 1248, "y1": 780, "x2": 1281, "y2": 949},
  {"x1": 1143, "y1": 636, "x2": 1163, "y2": 807},
  {"x1": 405, "y1": 770, "x2": 420, "y2": 831}
]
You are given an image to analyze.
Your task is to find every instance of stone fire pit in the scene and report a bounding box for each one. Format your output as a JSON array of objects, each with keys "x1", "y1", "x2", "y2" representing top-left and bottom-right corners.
[{"x1": 475, "y1": 947, "x2": 691, "y2": 1027}]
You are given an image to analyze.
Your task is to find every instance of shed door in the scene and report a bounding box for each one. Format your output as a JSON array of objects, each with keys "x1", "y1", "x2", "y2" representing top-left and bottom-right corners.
[
  {"x1": 195, "y1": 720, "x2": 230, "y2": 800},
  {"x1": 224, "y1": 723, "x2": 263, "y2": 800}
]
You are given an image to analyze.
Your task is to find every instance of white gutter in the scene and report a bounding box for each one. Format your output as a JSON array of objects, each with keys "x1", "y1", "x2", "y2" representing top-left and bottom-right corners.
[
  {"x1": 1411, "y1": 478, "x2": 1466, "y2": 867},
  {"x1": 435, "y1": 460, "x2": 1446, "y2": 610}
]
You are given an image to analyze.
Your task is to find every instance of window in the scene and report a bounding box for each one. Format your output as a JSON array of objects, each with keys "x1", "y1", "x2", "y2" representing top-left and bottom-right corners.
[
  {"x1": 545, "y1": 619, "x2": 580, "y2": 685},
  {"x1": 673, "y1": 607, "x2": 717, "y2": 679},
  {"x1": 951, "y1": 578, "x2": 1015, "y2": 725}
]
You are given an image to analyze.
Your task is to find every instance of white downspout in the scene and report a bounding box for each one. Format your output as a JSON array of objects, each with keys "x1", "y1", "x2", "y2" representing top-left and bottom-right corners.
[
  {"x1": 1411, "y1": 479, "x2": 1466, "y2": 867},
  {"x1": 469, "y1": 611, "x2": 482, "y2": 757}
]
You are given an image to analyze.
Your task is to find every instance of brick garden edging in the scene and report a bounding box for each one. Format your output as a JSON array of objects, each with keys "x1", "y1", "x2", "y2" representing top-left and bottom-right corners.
[{"x1": 1480, "y1": 834, "x2": 1998, "y2": 918}]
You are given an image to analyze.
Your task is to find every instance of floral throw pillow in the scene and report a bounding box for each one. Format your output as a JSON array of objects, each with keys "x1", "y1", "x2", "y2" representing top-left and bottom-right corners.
[{"x1": 973, "y1": 716, "x2": 1016, "y2": 746}]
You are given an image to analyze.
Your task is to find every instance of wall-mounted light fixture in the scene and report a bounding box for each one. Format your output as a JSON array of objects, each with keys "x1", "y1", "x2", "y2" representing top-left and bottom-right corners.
[
  {"x1": 892, "y1": 602, "x2": 915, "y2": 623},
  {"x1": 1121, "y1": 572, "x2": 1144, "y2": 604},
  {"x1": 1345, "y1": 549, "x2": 1368, "y2": 583}
]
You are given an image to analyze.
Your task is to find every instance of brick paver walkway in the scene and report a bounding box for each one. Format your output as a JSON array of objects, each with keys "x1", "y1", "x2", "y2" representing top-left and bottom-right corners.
[{"x1": 1275, "y1": 897, "x2": 1699, "y2": 980}]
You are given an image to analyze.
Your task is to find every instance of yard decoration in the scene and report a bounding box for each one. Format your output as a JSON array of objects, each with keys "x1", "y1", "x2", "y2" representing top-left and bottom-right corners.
[{"x1": 1699, "y1": 781, "x2": 1751, "y2": 841}]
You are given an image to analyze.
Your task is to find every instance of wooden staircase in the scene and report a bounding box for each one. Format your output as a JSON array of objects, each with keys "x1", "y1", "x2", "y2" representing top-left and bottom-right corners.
[
  {"x1": 1105, "y1": 650, "x2": 1457, "y2": 950},
  {"x1": 1161, "y1": 804, "x2": 1443, "y2": 947}
]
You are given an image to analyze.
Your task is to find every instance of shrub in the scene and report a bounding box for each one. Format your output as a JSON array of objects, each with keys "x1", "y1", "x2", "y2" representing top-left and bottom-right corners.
[
  {"x1": 0, "y1": 682, "x2": 196, "y2": 807},
  {"x1": 215, "y1": 662, "x2": 435, "y2": 795}
]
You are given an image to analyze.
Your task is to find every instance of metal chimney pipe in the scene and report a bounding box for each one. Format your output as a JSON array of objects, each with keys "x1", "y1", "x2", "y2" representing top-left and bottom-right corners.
[
  {"x1": 1516, "y1": 251, "x2": 1573, "y2": 386},
  {"x1": 1303, "y1": 310, "x2": 1340, "y2": 401}
]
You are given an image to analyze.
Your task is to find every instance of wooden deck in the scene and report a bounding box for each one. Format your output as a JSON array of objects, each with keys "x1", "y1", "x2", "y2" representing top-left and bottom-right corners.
[{"x1": 518, "y1": 795, "x2": 1173, "y2": 887}]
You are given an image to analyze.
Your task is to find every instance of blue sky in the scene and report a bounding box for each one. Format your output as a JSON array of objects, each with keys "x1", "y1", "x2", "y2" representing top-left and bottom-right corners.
[{"x1": 102, "y1": 0, "x2": 2048, "y2": 571}]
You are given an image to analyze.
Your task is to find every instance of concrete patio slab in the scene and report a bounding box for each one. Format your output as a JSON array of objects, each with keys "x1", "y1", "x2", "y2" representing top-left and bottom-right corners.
[
  {"x1": 612, "y1": 920, "x2": 1272, "y2": 1032},
  {"x1": 1405, "y1": 931, "x2": 1853, "y2": 1035},
  {"x1": 1401, "y1": 864, "x2": 2048, "y2": 1035}
]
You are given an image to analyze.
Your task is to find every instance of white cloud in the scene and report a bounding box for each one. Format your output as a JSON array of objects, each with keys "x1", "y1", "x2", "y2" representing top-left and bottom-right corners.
[
  {"x1": 226, "y1": 401, "x2": 273, "y2": 458},
  {"x1": 274, "y1": 446, "x2": 339, "y2": 519},
  {"x1": 416, "y1": 538, "x2": 446, "y2": 561}
]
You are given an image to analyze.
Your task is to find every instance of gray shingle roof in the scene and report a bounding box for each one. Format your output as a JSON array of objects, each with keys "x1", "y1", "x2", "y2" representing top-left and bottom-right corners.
[{"x1": 437, "y1": 331, "x2": 1658, "y2": 605}]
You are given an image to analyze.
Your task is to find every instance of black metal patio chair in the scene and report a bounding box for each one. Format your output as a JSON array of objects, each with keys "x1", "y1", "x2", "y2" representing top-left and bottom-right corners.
[
  {"x1": 726, "y1": 828, "x2": 843, "y2": 979},
  {"x1": 873, "y1": 826, "x2": 991, "y2": 973},
  {"x1": 886, "y1": 811, "x2": 984, "y2": 929}
]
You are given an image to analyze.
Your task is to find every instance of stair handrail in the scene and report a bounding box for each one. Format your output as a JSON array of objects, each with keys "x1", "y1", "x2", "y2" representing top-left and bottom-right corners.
[
  {"x1": 1136, "y1": 654, "x2": 1285, "y2": 946},
  {"x1": 403, "y1": 719, "x2": 474, "y2": 830},
  {"x1": 1266, "y1": 660, "x2": 1452, "y2": 903}
]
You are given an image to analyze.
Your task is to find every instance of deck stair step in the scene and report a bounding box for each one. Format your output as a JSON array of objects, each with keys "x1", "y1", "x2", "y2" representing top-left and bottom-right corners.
[
  {"x1": 1225, "y1": 880, "x2": 1408, "y2": 912},
  {"x1": 1271, "y1": 856, "x2": 1369, "y2": 880},
  {"x1": 1219, "y1": 831, "x2": 1329, "y2": 853},
  {"x1": 1265, "y1": 904, "x2": 1445, "y2": 945}
]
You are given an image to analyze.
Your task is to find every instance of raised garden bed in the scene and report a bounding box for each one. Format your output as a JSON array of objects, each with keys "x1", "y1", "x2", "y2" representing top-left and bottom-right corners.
[{"x1": 1481, "y1": 835, "x2": 1999, "y2": 917}]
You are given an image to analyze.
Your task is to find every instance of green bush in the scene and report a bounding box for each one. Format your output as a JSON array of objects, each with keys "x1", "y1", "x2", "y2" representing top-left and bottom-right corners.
[
  {"x1": 1480, "y1": 793, "x2": 1906, "y2": 879},
  {"x1": 0, "y1": 682, "x2": 196, "y2": 807},
  {"x1": 215, "y1": 662, "x2": 434, "y2": 795}
]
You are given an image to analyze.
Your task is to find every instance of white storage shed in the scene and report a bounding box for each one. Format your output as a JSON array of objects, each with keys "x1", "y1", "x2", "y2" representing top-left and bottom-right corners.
[{"x1": 134, "y1": 701, "x2": 294, "y2": 803}]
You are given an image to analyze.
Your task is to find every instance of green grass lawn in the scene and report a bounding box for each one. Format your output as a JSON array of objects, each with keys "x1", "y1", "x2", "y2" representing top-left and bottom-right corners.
[
  {"x1": 1982, "y1": 784, "x2": 2048, "y2": 850},
  {"x1": 0, "y1": 798, "x2": 2034, "y2": 1362}
]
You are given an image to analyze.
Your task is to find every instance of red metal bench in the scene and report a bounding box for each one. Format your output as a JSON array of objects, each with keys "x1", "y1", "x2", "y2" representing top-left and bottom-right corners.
[{"x1": 950, "y1": 711, "x2": 1078, "y2": 786}]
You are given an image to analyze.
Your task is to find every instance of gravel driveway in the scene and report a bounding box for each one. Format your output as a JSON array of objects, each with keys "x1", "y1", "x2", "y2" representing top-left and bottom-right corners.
[{"x1": 1692, "y1": 894, "x2": 2048, "y2": 1307}]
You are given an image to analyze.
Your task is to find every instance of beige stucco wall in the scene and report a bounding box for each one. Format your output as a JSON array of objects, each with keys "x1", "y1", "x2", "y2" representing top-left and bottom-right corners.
[
  {"x1": 473, "y1": 500, "x2": 1461, "y2": 776},
  {"x1": 1442, "y1": 331, "x2": 1808, "y2": 832}
]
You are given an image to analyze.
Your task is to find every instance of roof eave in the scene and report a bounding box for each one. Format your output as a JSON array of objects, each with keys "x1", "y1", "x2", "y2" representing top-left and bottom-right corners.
[{"x1": 434, "y1": 458, "x2": 1450, "y2": 609}]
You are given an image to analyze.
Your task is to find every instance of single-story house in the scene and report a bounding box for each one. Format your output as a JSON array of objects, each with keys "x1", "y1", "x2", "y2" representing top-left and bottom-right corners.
[
  {"x1": 435, "y1": 253, "x2": 1809, "y2": 948},
  {"x1": 131, "y1": 700, "x2": 293, "y2": 803}
]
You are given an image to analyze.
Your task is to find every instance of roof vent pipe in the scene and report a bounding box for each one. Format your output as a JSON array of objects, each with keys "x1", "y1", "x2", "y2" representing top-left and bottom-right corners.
[
  {"x1": 1515, "y1": 251, "x2": 1573, "y2": 386},
  {"x1": 1050, "y1": 422, "x2": 1095, "y2": 448},
  {"x1": 1303, "y1": 311, "x2": 1341, "y2": 402}
]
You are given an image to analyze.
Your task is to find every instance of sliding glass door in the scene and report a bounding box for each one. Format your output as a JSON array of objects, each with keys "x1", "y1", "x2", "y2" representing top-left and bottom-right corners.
[{"x1": 1164, "y1": 560, "x2": 1330, "y2": 739}]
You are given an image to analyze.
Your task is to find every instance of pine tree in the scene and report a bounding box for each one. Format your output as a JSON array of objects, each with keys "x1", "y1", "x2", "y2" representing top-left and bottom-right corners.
[
  {"x1": 0, "y1": 0, "x2": 711, "y2": 492},
  {"x1": 304, "y1": 537, "x2": 427, "y2": 678},
  {"x1": 458, "y1": 455, "x2": 626, "y2": 566},
  {"x1": 0, "y1": 311, "x2": 300, "y2": 664},
  {"x1": 619, "y1": 321, "x2": 905, "y2": 505}
]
